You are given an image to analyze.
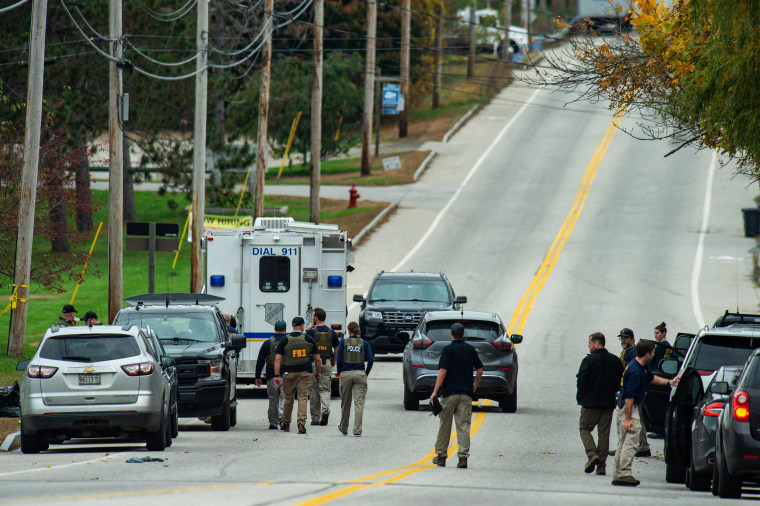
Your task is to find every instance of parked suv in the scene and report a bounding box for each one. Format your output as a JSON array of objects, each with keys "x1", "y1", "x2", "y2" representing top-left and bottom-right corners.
[
  {"x1": 113, "y1": 293, "x2": 246, "y2": 431},
  {"x1": 18, "y1": 324, "x2": 175, "y2": 453},
  {"x1": 353, "y1": 272, "x2": 466, "y2": 354},
  {"x1": 712, "y1": 348, "x2": 760, "y2": 498},
  {"x1": 643, "y1": 321, "x2": 760, "y2": 484},
  {"x1": 400, "y1": 310, "x2": 522, "y2": 412}
]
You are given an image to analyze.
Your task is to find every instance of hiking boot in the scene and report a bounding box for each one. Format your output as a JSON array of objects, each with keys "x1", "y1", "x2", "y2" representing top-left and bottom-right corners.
[
  {"x1": 298, "y1": 422, "x2": 307, "y2": 434},
  {"x1": 432, "y1": 454, "x2": 446, "y2": 467},
  {"x1": 281, "y1": 423, "x2": 290, "y2": 432},
  {"x1": 457, "y1": 458, "x2": 467, "y2": 469},
  {"x1": 595, "y1": 466, "x2": 606, "y2": 476},
  {"x1": 635, "y1": 450, "x2": 651, "y2": 457},
  {"x1": 268, "y1": 424, "x2": 278, "y2": 430},
  {"x1": 354, "y1": 433, "x2": 361, "y2": 437},
  {"x1": 320, "y1": 411, "x2": 329, "y2": 426},
  {"x1": 337, "y1": 425, "x2": 347, "y2": 435},
  {"x1": 611, "y1": 476, "x2": 640, "y2": 487},
  {"x1": 584, "y1": 455, "x2": 599, "y2": 474},
  {"x1": 311, "y1": 420, "x2": 321, "y2": 426}
]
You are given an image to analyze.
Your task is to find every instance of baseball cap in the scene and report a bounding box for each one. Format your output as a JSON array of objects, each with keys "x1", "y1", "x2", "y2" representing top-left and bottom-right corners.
[
  {"x1": 274, "y1": 320, "x2": 287, "y2": 331},
  {"x1": 62, "y1": 304, "x2": 77, "y2": 313},
  {"x1": 292, "y1": 316, "x2": 305, "y2": 326},
  {"x1": 618, "y1": 328, "x2": 634, "y2": 338}
]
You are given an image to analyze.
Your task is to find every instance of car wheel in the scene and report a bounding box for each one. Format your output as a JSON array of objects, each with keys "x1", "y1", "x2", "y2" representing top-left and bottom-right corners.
[
  {"x1": 711, "y1": 456, "x2": 720, "y2": 496},
  {"x1": 211, "y1": 387, "x2": 231, "y2": 431},
  {"x1": 331, "y1": 379, "x2": 340, "y2": 398},
  {"x1": 499, "y1": 387, "x2": 517, "y2": 413},
  {"x1": 688, "y1": 455, "x2": 711, "y2": 491},
  {"x1": 170, "y1": 408, "x2": 179, "y2": 438},
  {"x1": 403, "y1": 384, "x2": 419, "y2": 411},
  {"x1": 146, "y1": 409, "x2": 167, "y2": 451},
  {"x1": 164, "y1": 412, "x2": 173, "y2": 448},
  {"x1": 230, "y1": 404, "x2": 237, "y2": 428},
  {"x1": 717, "y1": 447, "x2": 741, "y2": 498},
  {"x1": 665, "y1": 461, "x2": 686, "y2": 484},
  {"x1": 20, "y1": 431, "x2": 44, "y2": 454}
]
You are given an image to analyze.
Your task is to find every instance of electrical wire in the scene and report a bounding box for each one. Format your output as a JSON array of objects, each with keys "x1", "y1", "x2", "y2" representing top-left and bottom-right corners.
[
  {"x1": 0, "y1": 0, "x2": 28, "y2": 15},
  {"x1": 133, "y1": 0, "x2": 198, "y2": 23},
  {"x1": 124, "y1": 36, "x2": 201, "y2": 67}
]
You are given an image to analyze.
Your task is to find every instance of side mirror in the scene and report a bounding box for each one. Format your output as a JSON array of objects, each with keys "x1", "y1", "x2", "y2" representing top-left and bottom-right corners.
[
  {"x1": 161, "y1": 356, "x2": 176, "y2": 368},
  {"x1": 454, "y1": 296, "x2": 467, "y2": 305},
  {"x1": 16, "y1": 359, "x2": 30, "y2": 371},
  {"x1": 353, "y1": 294, "x2": 365, "y2": 303},
  {"x1": 509, "y1": 334, "x2": 523, "y2": 344},
  {"x1": 396, "y1": 331, "x2": 411, "y2": 343},
  {"x1": 227, "y1": 334, "x2": 247, "y2": 350},
  {"x1": 709, "y1": 381, "x2": 729, "y2": 395},
  {"x1": 661, "y1": 358, "x2": 679, "y2": 376}
]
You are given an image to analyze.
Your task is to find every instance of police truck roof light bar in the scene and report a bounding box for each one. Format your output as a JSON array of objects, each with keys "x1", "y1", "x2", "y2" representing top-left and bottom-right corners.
[{"x1": 733, "y1": 391, "x2": 750, "y2": 422}]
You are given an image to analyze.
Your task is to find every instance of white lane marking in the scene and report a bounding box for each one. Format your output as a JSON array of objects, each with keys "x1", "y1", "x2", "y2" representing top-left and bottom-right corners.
[
  {"x1": 347, "y1": 88, "x2": 541, "y2": 315},
  {"x1": 0, "y1": 453, "x2": 122, "y2": 477},
  {"x1": 691, "y1": 151, "x2": 717, "y2": 329},
  {"x1": 392, "y1": 88, "x2": 542, "y2": 272}
]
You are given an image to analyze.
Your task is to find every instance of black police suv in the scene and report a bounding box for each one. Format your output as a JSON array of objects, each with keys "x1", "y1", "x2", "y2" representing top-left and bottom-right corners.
[
  {"x1": 113, "y1": 293, "x2": 246, "y2": 431},
  {"x1": 353, "y1": 272, "x2": 466, "y2": 354},
  {"x1": 400, "y1": 310, "x2": 522, "y2": 413}
]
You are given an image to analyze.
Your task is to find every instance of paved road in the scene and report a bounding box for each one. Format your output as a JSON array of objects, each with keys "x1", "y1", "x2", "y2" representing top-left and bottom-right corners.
[{"x1": 2, "y1": 71, "x2": 757, "y2": 504}]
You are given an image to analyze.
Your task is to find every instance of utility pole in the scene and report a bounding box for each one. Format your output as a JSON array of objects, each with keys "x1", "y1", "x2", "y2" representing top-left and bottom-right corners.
[
  {"x1": 310, "y1": 0, "x2": 323, "y2": 224},
  {"x1": 360, "y1": 0, "x2": 377, "y2": 176},
  {"x1": 8, "y1": 0, "x2": 47, "y2": 357},
  {"x1": 468, "y1": 1, "x2": 475, "y2": 78},
  {"x1": 539, "y1": 0, "x2": 546, "y2": 32},
  {"x1": 432, "y1": 3, "x2": 442, "y2": 109},
  {"x1": 399, "y1": 0, "x2": 410, "y2": 138},
  {"x1": 527, "y1": 0, "x2": 532, "y2": 47},
  {"x1": 253, "y1": 0, "x2": 274, "y2": 214},
  {"x1": 503, "y1": 0, "x2": 511, "y2": 60},
  {"x1": 190, "y1": 0, "x2": 208, "y2": 293},
  {"x1": 107, "y1": 0, "x2": 124, "y2": 323}
]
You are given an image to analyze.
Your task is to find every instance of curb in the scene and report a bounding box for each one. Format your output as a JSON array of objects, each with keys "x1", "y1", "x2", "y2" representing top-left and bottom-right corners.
[
  {"x1": 1, "y1": 431, "x2": 20, "y2": 452},
  {"x1": 442, "y1": 105, "x2": 479, "y2": 144},
  {"x1": 352, "y1": 203, "x2": 398, "y2": 247},
  {"x1": 413, "y1": 151, "x2": 437, "y2": 181}
]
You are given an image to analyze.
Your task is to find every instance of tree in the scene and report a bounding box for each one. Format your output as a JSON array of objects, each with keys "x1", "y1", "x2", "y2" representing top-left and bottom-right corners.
[{"x1": 524, "y1": 0, "x2": 760, "y2": 178}]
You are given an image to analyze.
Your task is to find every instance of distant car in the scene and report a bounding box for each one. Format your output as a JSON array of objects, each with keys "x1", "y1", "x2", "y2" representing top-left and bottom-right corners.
[
  {"x1": 712, "y1": 348, "x2": 760, "y2": 498},
  {"x1": 18, "y1": 324, "x2": 175, "y2": 454},
  {"x1": 686, "y1": 365, "x2": 743, "y2": 491},
  {"x1": 353, "y1": 272, "x2": 466, "y2": 354},
  {"x1": 400, "y1": 310, "x2": 522, "y2": 413}
]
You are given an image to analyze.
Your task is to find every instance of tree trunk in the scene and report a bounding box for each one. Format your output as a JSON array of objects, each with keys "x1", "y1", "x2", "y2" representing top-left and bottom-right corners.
[
  {"x1": 48, "y1": 179, "x2": 70, "y2": 252},
  {"x1": 123, "y1": 132, "x2": 137, "y2": 222},
  {"x1": 75, "y1": 132, "x2": 93, "y2": 232}
]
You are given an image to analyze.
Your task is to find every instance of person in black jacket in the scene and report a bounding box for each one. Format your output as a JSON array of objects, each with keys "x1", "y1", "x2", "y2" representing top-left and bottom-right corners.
[{"x1": 577, "y1": 332, "x2": 624, "y2": 476}]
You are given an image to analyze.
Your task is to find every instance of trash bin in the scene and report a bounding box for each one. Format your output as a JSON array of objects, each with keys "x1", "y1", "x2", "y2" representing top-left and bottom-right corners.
[{"x1": 742, "y1": 208, "x2": 760, "y2": 237}]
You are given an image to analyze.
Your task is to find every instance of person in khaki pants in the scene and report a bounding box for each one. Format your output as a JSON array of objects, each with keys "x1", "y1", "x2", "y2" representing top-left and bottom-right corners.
[
  {"x1": 274, "y1": 317, "x2": 321, "y2": 435},
  {"x1": 429, "y1": 323, "x2": 483, "y2": 469},
  {"x1": 306, "y1": 308, "x2": 339, "y2": 426},
  {"x1": 336, "y1": 322, "x2": 374, "y2": 437}
]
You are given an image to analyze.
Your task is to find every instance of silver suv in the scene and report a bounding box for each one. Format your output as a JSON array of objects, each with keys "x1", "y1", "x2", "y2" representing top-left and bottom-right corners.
[{"x1": 18, "y1": 324, "x2": 175, "y2": 453}]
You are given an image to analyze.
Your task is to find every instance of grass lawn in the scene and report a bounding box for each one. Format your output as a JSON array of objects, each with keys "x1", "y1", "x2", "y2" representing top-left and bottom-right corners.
[{"x1": 0, "y1": 190, "x2": 387, "y2": 385}]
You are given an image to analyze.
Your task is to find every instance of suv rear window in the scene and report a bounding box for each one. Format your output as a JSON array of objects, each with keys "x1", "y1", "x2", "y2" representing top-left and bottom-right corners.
[
  {"x1": 116, "y1": 311, "x2": 218, "y2": 342},
  {"x1": 425, "y1": 320, "x2": 501, "y2": 342},
  {"x1": 370, "y1": 279, "x2": 450, "y2": 303},
  {"x1": 40, "y1": 335, "x2": 140, "y2": 362},
  {"x1": 692, "y1": 335, "x2": 760, "y2": 372}
]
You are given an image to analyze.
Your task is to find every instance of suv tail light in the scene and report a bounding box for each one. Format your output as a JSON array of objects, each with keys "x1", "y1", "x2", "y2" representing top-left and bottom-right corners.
[
  {"x1": 492, "y1": 335, "x2": 513, "y2": 351},
  {"x1": 412, "y1": 334, "x2": 433, "y2": 350},
  {"x1": 733, "y1": 391, "x2": 750, "y2": 422},
  {"x1": 27, "y1": 365, "x2": 58, "y2": 378},
  {"x1": 122, "y1": 362, "x2": 155, "y2": 376},
  {"x1": 703, "y1": 401, "x2": 725, "y2": 417}
]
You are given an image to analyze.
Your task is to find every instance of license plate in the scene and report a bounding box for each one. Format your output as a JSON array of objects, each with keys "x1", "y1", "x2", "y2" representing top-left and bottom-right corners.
[{"x1": 78, "y1": 374, "x2": 101, "y2": 385}]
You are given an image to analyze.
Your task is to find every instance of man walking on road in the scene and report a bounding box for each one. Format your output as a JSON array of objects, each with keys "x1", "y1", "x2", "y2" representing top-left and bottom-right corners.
[
  {"x1": 255, "y1": 320, "x2": 287, "y2": 429},
  {"x1": 274, "y1": 317, "x2": 321, "y2": 434},
  {"x1": 307, "y1": 308, "x2": 339, "y2": 426},
  {"x1": 577, "y1": 332, "x2": 624, "y2": 476},
  {"x1": 616, "y1": 327, "x2": 651, "y2": 457},
  {"x1": 429, "y1": 323, "x2": 483, "y2": 469},
  {"x1": 336, "y1": 321, "x2": 374, "y2": 437},
  {"x1": 612, "y1": 340, "x2": 679, "y2": 486}
]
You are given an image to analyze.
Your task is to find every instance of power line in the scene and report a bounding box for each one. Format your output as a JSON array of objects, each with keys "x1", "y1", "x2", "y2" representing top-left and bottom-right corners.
[
  {"x1": 133, "y1": 0, "x2": 197, "y2": 23},
  {"x1": 0, "y1": 0, "x2": 29, "y2": 15}
]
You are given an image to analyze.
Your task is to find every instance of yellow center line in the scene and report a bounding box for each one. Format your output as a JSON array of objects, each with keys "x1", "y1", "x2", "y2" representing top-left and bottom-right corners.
[
  {"x1": 6, "y1": 485, "x2": 240, "y2": 504},
  {"x1": 298, "y1": 110, "x2": 624, "y2": 505}
]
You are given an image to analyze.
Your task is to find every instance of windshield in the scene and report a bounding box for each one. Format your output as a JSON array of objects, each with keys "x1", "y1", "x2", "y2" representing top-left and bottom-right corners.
[
  {"x1": 39, "y1": 335, "x2": 140, "y2": 362},
  {"x1": 116, "y1": 311, "x2": 218, "y2": 343},
  {"x1": 424, "y1": 320, "x2": 501, "y2": 342},
  {"x1": 692, "y1": 335, "x2": 760, "y2": 372},
  {"x1": 369, "y1": 279, "x2": 450, "y2": 304}
]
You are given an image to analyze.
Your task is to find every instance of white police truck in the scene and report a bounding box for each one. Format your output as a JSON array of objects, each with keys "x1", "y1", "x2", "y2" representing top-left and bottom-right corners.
[{"x1": 204, "y1": 217, "x2": 353, "y2": 391}]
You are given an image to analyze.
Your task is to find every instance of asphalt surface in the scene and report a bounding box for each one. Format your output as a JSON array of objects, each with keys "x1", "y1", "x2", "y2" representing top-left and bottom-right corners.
[{"x1": 2, "y1": 67, "x2": 758, "y2": 505}]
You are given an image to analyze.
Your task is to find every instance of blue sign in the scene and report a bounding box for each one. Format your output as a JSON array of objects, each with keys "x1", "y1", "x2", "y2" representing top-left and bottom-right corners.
[{"x1": 382, "y1": 83, "x2": 400, "y2": 115}]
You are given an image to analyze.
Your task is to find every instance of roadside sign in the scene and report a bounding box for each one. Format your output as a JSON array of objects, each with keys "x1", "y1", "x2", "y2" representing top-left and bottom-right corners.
[
  {"x1": 382, "y1": 83, "x2": 400, "y2": 115},
  {"x1": 382, "y1": 156, "x2": 402, "y2": 171}
]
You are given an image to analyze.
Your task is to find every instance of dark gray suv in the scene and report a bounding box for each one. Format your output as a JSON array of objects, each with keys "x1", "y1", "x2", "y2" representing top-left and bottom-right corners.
[{"x1": 400, "y1": 311, "x2": 522, "y2": 413}]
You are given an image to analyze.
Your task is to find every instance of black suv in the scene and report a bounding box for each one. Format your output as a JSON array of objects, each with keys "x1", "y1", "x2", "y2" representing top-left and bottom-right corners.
[
  {"x1": 353, "y1": 272, "x2": 466, "y2": 354},
  {"x1": 113, "y1": 293, "x2": 246, "y2": 431}
]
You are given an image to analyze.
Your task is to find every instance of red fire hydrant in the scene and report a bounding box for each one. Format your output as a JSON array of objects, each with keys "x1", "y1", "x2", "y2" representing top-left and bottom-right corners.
[{"x1": 348, "y1": 184, "x2": 360, "y2": 209}]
